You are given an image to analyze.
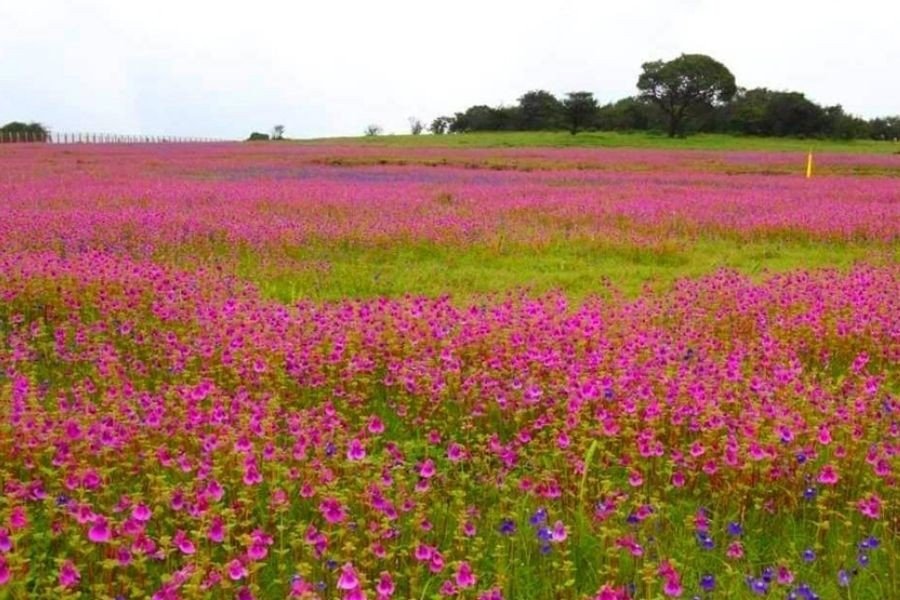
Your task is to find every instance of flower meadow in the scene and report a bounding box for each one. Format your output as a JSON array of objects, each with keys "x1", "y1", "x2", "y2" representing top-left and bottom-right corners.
[{"x1": 0, "y1": 143, "x2": 897, "y2": 599}]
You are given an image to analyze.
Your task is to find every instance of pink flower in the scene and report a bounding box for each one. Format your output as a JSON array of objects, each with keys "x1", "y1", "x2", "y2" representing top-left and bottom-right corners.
[
  {"x1": 227, "y1": 559, "x2": 248, "y2": 581},
  {"x1": 455, "y1": 561, "x2": 477, "y2": 588},
  {"x1": 173, "y1": 530, "x2": 196, "y2": 555},
  {"x1": 663, "y1": 577, "x2": 683, "y2": 597},
  {"x1": 414, "y1": 543, "x2": 433, "y2": 561},
  {"x1": 319, "y1": 498, "x2": 347, "y2": 524},
  {"x1": 595, "y1": 583, "x2": 628, "y2": 599},
  {"x1": 429, "y1": 550, "x2": 445, "y2": 574},
  {"x1": 248, "y1": 542, "x2": 268, "y2": 561},
  {"x1": 367, "y1": 417, "x2": 385, "y2": 434},
  {"x1": 208, "y1": 516, "x2": 226, "y2": 543},
  {"x1": 447, "y1": 443, "x2": 466, "y2": 462},
  {"x1": 347, "y1": 439, "x2": 366, "y2": 461},
  {"x1": 628, "y1": 471, "x2": 643, "y2": 487},
  {"x1": 237, "y1": 587, "x2": 255, "y2": 600},
  {"x1": 818, "y1": 464, "x2": 839, "y2": 485},
  {"x1": 551, "y1": 520, "x2": 568, "y2": 543},
  {"x1": 88, "y1": 516, "x2": 111, "y2": 543},
  {"x1": 132, "y1": 503, "x2": 152, "y2": 522},
  {"x1": 777, "y1": 566, "x2": 794, "y2": 585},
  {"x1": 726, "y1": 541, "x2": 744, "y2": 559},
  {"x1": 376, "y1": 571, "x2": 395, "y2": 596},
  {"x1": 615, "y1": 535, "x2": 644, "y2": 557},
  {"x1": 0, "y1": 529, "x2": 11, "y2": 553},
  {"x1": 857, "y1": 493, "x2": 882, "y2": 519},
  {"x1": 0, "y1": 556, "x2": 9, "y2": 586},
  {"x1": 419, "y1": 459, "x2": 436, "y2": 479},
  {"x1": 337, "y1": 563, "x2": 360, "y2": 590},
  {"x1": 59, "y1": 560, "x2": 80, "y2": 588},
  {"x1": 9, "y1": 507, "x2": 27, "y2": 531}
]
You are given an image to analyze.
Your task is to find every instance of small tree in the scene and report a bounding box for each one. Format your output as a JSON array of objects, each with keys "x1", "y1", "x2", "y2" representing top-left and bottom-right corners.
[
  {"x1": 637, "y1": 54, "x2": 737, "y2": 137},
  {"x1": 271, "y1": 124, "x2": 285, "y2": 140},
  {"x1": 562, "y1": 92, "x2": 598, "y2": 135},
  {"x1": 364, "y1": 124, "x2": 383, "y2": 137},
  {"x1": 408, "y1": 117, "x2": 424, "y2": 135},
  {"x1": 429, "y1": 116, "x2": 453, "y2": 135}
]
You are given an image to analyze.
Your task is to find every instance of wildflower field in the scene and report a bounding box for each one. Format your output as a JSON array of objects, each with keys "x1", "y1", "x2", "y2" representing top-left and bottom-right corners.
[{"x1": 0, "y1": 142, "x2": 897, "y2": 599}]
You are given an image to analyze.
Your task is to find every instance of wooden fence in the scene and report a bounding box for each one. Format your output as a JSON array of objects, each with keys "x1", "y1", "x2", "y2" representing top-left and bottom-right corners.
[{"x1": 0, "y1": 131, "x2": 229, "y2": 144}]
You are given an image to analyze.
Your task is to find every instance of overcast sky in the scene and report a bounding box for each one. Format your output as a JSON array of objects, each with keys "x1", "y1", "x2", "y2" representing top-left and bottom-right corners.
[{"x1": 1, "y1": 0, "x2": 897, "y2": 139}]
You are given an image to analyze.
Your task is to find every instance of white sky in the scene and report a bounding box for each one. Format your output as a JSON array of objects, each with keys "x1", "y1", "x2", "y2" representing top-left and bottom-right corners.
[{"x1": 1, "y1": 0, "x2": 897, "y2": 139}]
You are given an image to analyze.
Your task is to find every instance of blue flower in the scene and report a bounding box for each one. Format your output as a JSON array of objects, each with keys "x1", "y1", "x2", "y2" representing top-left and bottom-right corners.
[
  {"x1": 537, "y1": 527, "x2": 553, "y2": 542},
  {"x1": 499, "y1": 518, "x2": 516, "y2": 536},
  {"x1": 700, "y1": 573, "x2": 715, "y2": 592},
  {"x1": 727, "y1": 521, "x2": 743, "y2": 536},
  {"x1": 795, "y1": 452, "x2": 807, "y2": 464},
  {"x1": 747, "y1": 577, "x2": 768, "y2": 595},
  {"x1": 529, "y1": 508, "x2": 547, "y2": 526},
  {"x1": 696, "y1": 531, "x2": 715, "y2": 550},
  {"x1": 803, "y1": 486, "x2": 817, "y2": 501},
  {"x1": 761, "y1": 566, "x2": 774, "y2": 583},
  {"x1": 802, "y1": 548, "x2": 816, "y2": 563},
  {"x1": 837, "y1": 569, "x2": 851, "y2": 587},
  {"x1": 857, "y1": 553, "x2": 869, "y2": 568}
]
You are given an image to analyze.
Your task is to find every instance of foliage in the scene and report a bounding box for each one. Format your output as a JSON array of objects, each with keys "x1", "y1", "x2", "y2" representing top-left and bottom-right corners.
[
  {"x1": 637, "y1": 53, "x2": 737, "y2": 137},
  {"x1": 0, "y1": 121, "x2": 49, "y2": 142},
  {"x1": 408, "y1": 117, "x2": 424, "y2": 135},
  {"x1": 562, "y1": 92, "x2": 598, "y2": 135},
  {"x1": 517, "y1": 90, "x2": 564, "y2": 130},
  {"x1": 429, "y1": 116, "x2": 454, "y2": 135}
]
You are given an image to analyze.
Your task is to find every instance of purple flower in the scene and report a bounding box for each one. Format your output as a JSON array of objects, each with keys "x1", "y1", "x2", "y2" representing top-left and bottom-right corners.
[
  {"x1": 499, "y1": 518, "x2": 516, "y2": 536},
  {"x1": 747, "y1": 577, "x2": 768, "y2": 595},
  {"x1": 529, "y1": 508, "x2": 547, "y2": 526},
  {"x1": 696, "y1": 531, "x2": 715, "y2": 550},
  {"x1": 700, "y1": 573, "x2": 715, "y2": 592},
  {"x1": 837, "y1": 570, "x2": 851, "y2": 587},
  {"x1": 727, "y1": 521, "x2": 743, "y2": 536}
]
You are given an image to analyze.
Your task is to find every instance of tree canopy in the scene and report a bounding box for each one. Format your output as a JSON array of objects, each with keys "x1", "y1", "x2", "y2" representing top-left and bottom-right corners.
[
  {"x1": 637, "y1": 54, "x2": 737, "y2": 137},
  {"x1": 429, "y1": 54, "x2": 894, "y2": 141},
  {"x1": 1, "y1": 121, "x2": 49, "y2": 142}
]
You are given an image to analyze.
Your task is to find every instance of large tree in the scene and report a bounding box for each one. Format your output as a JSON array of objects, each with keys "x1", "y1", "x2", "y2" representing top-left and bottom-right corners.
[
  {"x1": 517, "y1": 90, "x2": 563, "y2": 130},
  {"x1": 562, "y1": 92, "x2": 597, "y2": 135},
  {"x1": 1, "y1": 121, "x2": 49, "y2": 142},
  {"x1": 637, "y1": 54, "x2": 736, "y2": 137}
]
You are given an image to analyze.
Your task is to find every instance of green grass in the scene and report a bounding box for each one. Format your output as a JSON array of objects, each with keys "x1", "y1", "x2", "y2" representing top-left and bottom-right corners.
[
  {"x1": 296, "y1": 131, "x2": 900, "y2": 154},
  {"x1": 240, "y1": 238, "x2": 894, "y2": 303}
]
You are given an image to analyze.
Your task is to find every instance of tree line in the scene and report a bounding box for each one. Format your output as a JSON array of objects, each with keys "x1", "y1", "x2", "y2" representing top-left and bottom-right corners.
[{"x1": 424, "y1": 54, "x2": 900, "y2": 140}]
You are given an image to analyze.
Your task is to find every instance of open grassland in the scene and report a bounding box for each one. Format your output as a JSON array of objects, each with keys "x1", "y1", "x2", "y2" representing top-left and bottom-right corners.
[
  {"x1": 0, "y1": 142, "x2": 897, "y2": 599},
  {"x1": 301, "y1": 131, "x2": 900, "y2": 155}
]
